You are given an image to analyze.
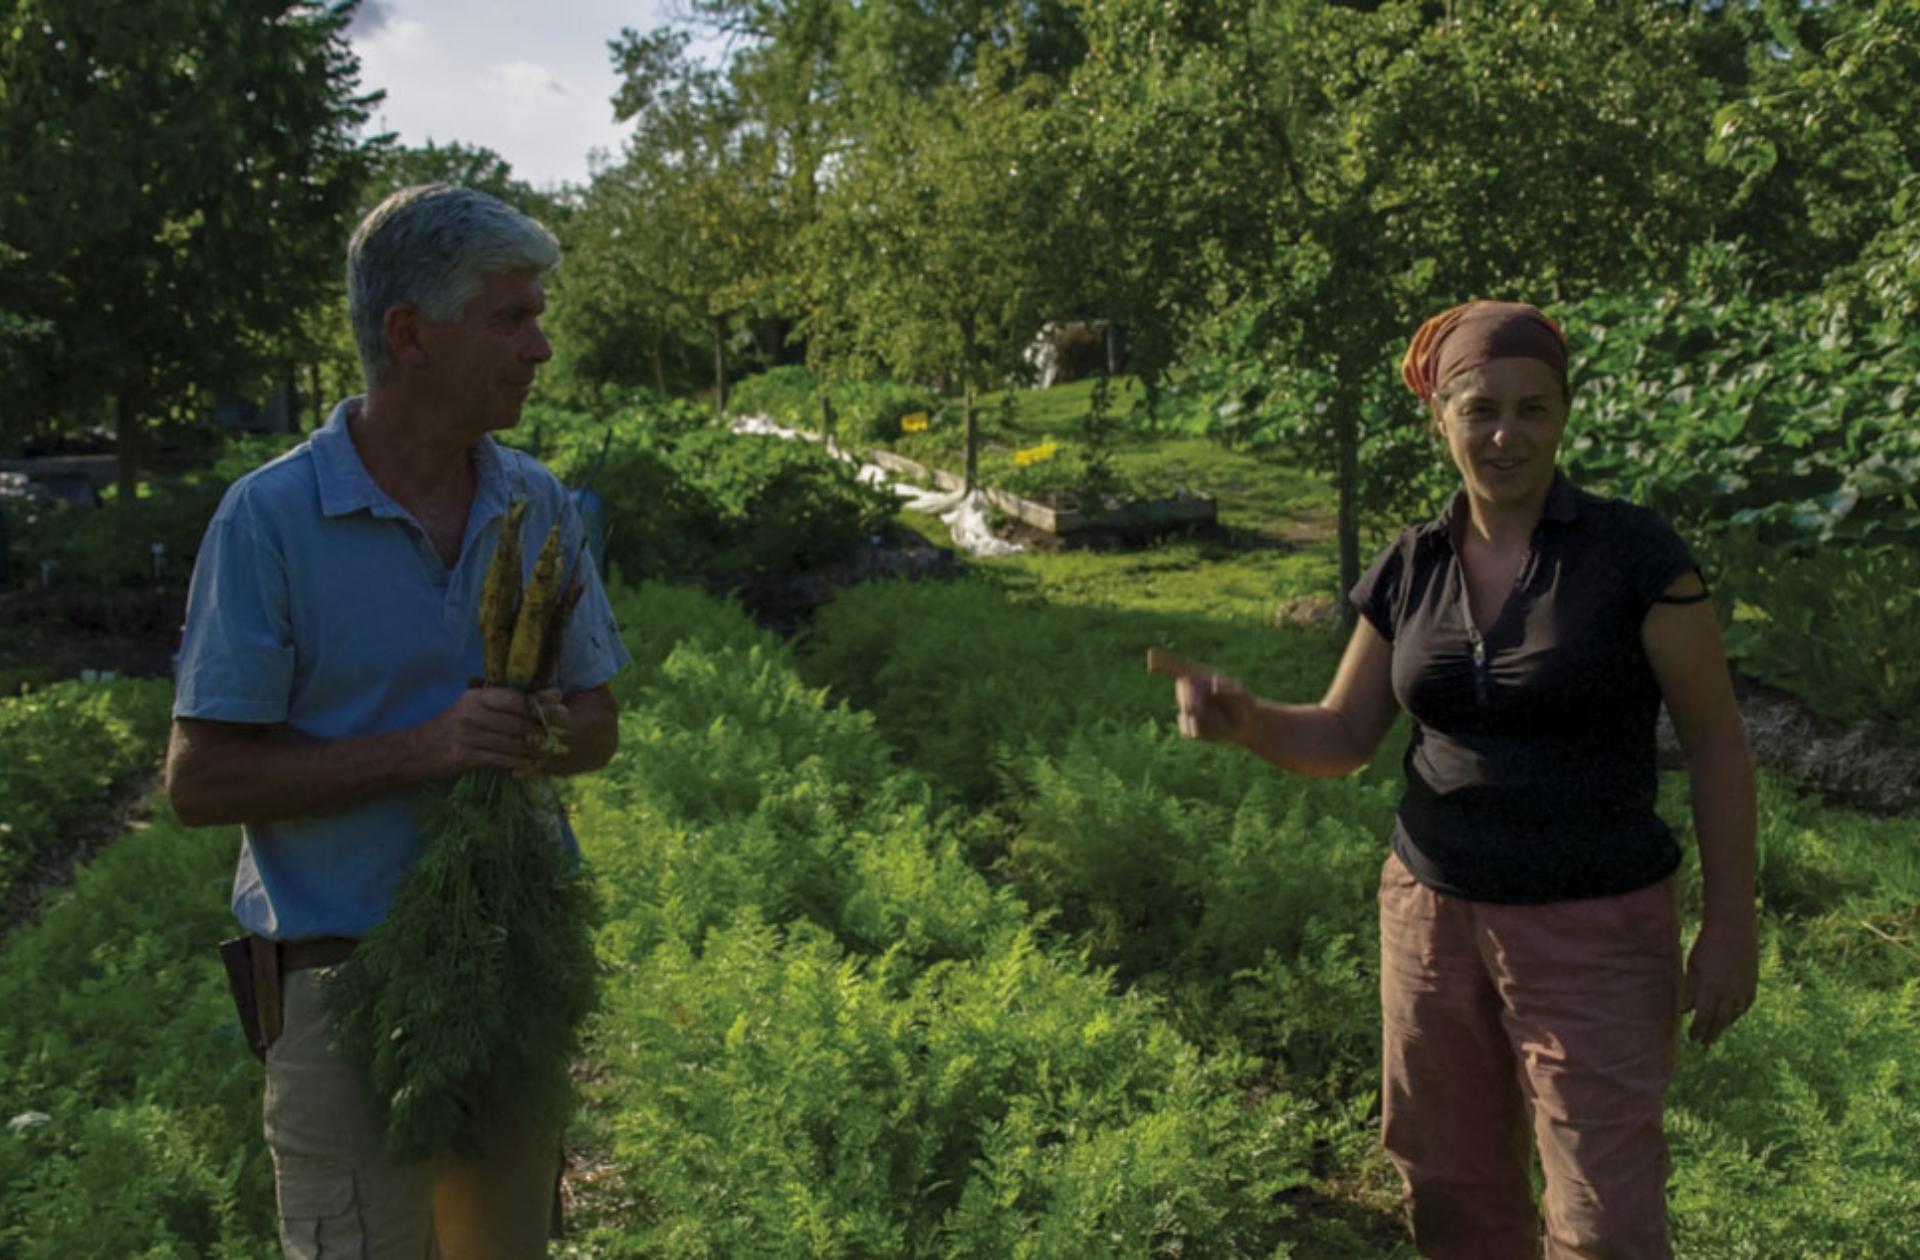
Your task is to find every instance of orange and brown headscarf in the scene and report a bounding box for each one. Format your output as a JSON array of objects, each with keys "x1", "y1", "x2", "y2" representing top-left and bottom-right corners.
[{"x1": 1400, "y1": 300, "x2": 1568, "y2": 405}]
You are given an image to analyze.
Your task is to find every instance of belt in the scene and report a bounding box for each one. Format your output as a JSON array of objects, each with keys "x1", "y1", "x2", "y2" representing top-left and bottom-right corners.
[{"x1": 278, "y1": 936, "x2": 357, "y2": 972}]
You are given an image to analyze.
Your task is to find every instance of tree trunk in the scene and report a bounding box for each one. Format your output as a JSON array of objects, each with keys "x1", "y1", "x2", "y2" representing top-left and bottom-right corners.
[
  {"x1": 963, "y1": 382, "x2": 978, "y2": 494},
  {"x1": 1335, "y1": 379, "x2": 1360, "y2": 634},
  {"x1": 308, "y1": 360, "x2": 324, "y2": 431},
  {"x1": 820, "y1": 388, "x2": 835, "y2": 443},
  {"x1": 712, "y1": 320, "x2": 727, "y2": 415},
  {"x1": 652, "y1": 337, "x2": 668, "y2": 399},
  {"x1": 114, "y1": 392, "x2": 140, "y2": 508}
]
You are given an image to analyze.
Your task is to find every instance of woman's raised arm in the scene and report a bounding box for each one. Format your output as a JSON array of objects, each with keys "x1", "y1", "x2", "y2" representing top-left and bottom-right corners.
[{"x1": 1158, "y1": 617, "x2": 1400, "y2": 777}]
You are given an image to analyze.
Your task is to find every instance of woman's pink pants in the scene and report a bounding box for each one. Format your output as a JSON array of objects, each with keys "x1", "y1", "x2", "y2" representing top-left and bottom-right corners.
[{"x1": 1377, "y1": 852, "x2": 1683, "y2": 1260}]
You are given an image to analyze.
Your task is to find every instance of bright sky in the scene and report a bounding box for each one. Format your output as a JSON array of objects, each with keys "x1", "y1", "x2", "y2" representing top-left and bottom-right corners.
[{"x1": 347, "y1": 0, "x2": 719, "y2": 191}]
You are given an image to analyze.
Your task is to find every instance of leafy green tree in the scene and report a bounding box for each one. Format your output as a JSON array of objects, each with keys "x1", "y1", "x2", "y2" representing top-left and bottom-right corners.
[
  {"x1": 367, "y1": 139, "x2": 569, "y2": 229},
  {"x1": 589, "y1": 0, "x2": 1090, "y2": 415},
  {"x1": 570, "y1": 26, "x2": 783, "y2": 411},
  {"x1": 805, "y1": 43, "x2": 1065, "y2": 489},
  {"x1": 1707, "y1": 0, "x2": 1920, "y2": 321},
  {"x1": 1063, "y1": 0, "x2": 1734, "y2": 615},
  {"x1": 546, "y1": 164, "x2": 716, "y2": 403},
  {"x1": 0, "y1": 0, "x2": 381, "y2": 489}
]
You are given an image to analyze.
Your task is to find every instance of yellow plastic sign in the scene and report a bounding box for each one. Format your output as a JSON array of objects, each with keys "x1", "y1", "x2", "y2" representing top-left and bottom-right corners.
[{"x1": 900, "y1": 411, "x2": 930, "y2": 433}]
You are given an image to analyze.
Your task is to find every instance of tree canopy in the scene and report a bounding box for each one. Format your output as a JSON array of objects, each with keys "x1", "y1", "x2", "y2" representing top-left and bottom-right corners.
[
  {"x1": 563, "y1": 0, "x2": 1914, "y2": 606},
  {"x1": 0, "y1": 0, "x2": 381, "y2": 485}
]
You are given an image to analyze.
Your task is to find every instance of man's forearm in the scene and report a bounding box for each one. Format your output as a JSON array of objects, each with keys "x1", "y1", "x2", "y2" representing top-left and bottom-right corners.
[
  {"x1": 166, "y1": 722, "x2": 436, "y2": 828},
  {"x1": 169, "y1": 685, "x2": 618, "y2": 827}
]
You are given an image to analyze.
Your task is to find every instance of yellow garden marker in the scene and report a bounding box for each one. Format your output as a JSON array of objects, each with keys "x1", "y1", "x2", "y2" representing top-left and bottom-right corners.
[{"x1": 901, "y1": 411, "x2": 930, "y2": 432}]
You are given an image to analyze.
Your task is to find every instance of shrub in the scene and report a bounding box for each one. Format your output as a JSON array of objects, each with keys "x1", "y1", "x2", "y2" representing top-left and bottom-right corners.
[
  {"x1": 507, "y1": 399, "x2": 897, "y2": 588},
  {"x1": 727, "y1": 369, "x2": 946, "y2": 449},
  {"x1": 725, "y1": 365, "x2": 820, "y2": 431},
  {"x1": 581, "y1": 915, "x2": 1319, "y2": 1259},
  {"x1": 2, "y1": 433, "x2": 301, "y2": 592},
  {"x1": 0, "y1": 677, "x2": 173, "y2": 897},
  {"x1": 831, "y1": 378, "x2": 943, "y2": 446},
  {"x1": 0, "y1": 805, "x2": 277, "y2": 1255},
  {"x1": 1558, "y1": 288, "x2": 1920, "y2": 550},
  {"x1": 1706, "y1": 531, "x2": 1920, "y2": 739},
  {"x1": 671, "y1": 427, "x2": 896, "y2": 579}
]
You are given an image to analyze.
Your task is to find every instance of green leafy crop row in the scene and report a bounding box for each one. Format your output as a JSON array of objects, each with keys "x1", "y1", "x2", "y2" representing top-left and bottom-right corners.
[
  {"x1": 4, "y1": 577, "x2": 1913, "y2": 1256},
  {"x1": 564, "y1": 583, "x2": 1334, "y2": 1256},
  {"x1": 801, "y1": 574, "x2": 1920, "y2": 1255},
  {"x1": 1558, "y1": 288, "x2": 1920, "y2": 550},
  {"x1": 0, "y1": 677, "x2": 172, "y2": 899},
  {"x1": 0, "y1": 805, "x2": 276, "y2": 1257}
]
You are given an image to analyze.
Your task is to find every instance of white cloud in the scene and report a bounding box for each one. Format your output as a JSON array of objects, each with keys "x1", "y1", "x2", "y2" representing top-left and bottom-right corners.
[
  {"x1": 347, "y1": 1, "x2": 690, "y2": 188},
  {"x1": 485, "y1": 61, "x2": 569, "y2": 99},
  {"x1": 359, "y1": 15, "x2": 428, "y2": 53}
]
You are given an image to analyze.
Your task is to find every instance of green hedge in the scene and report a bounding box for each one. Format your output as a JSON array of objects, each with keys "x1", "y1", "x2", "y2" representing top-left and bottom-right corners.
[{"x1": 514, "y1": 400, "x2": 898, "y2": 588}]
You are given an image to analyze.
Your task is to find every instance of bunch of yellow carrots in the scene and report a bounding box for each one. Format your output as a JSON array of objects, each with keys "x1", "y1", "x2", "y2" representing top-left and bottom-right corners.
[
  {"x1": 479, "y1": 497, "x2": 581, "y2": 694},
  {"x1": 325, "y1": 497, "x2": 601, "y2": 1162}
]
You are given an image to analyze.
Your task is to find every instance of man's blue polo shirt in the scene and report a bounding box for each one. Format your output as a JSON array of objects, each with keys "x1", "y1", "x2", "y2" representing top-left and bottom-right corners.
[{"x1": 172, "y1": 399, "x2": 631, "y2": 940}]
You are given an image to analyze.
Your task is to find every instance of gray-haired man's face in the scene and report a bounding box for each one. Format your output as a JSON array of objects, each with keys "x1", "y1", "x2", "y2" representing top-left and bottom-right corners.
[{"x1": 413, "y1": 268, "x2": 552, "y2": 435}]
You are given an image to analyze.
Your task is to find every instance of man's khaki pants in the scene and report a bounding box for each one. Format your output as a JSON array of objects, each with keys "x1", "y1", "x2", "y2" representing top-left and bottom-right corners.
[
  {"x1": 264, "y1": 969, "x2": 559, "y2": 1260},
  {"x1": 1377, "y1": 852, "x2": 1683, "y2": 1260}
]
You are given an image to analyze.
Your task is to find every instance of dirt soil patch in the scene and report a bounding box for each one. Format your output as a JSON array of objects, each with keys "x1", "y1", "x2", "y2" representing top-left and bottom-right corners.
[
  {"x1": 0, "y1": 583, "x2": 184, "y2": 685},
  {"x1": 729, "y1": 534, "x2": 966, "y2": 634},
  {"x1": 1658, "y1": 671, "x2": 1920, "y2": 816}
]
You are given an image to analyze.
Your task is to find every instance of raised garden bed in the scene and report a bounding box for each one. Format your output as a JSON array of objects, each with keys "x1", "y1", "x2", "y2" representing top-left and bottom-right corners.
[{"x1": 867, "y1": 449, "x2": 1216, "y2": 536}]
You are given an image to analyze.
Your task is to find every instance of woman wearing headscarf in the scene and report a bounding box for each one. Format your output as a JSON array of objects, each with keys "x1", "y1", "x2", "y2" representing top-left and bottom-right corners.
[{"x1": 1160, "y1": 301, "x2": 1758, "y2": 1258}]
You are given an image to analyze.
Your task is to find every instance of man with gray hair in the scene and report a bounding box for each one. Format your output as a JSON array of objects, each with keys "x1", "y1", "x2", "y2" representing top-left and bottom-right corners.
[{"x1": 166, "y1": 184, "x2": 627, "y2": 1258}]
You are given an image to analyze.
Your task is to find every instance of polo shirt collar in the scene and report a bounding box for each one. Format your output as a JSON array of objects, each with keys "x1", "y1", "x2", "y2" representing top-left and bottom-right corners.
[
  {"x1": 1437, "y1": 468, "x2": 1581, "y2": 536},
  {"x1": 310, "y1": 396, "x2": 512, "y2": 527}
]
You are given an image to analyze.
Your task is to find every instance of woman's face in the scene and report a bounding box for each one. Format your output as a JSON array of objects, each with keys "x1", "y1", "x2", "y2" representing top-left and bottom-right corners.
[{"x1": 1431, "y1": 356, "x2": 1569, "y2": 512}]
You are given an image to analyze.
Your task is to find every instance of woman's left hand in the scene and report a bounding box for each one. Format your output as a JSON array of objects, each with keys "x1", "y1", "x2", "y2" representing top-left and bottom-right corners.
[{"x1": 1682, "y1": 914, "x2": 1758, "y2": 1047}]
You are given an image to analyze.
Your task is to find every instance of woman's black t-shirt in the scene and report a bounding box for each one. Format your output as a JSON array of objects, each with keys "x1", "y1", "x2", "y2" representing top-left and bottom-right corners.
[{"x1": 1349, "y1": 472, "x2": 1699, "y2": 903}]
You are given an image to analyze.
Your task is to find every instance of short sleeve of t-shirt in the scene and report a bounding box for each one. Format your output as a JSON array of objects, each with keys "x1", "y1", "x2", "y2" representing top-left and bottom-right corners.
[
  {"x1": 172, "y1": 494, "x2": 297, "y2": 724},
  {"x1": 1615, "y1": 504, "x2": 1704, "y2": 618},
  {"x1": 554, "y1": 544, "x2": 629, "y2": 693},
  {"x1": 1349, "y1": 534, "x2": 1412, "y2": 642}
]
